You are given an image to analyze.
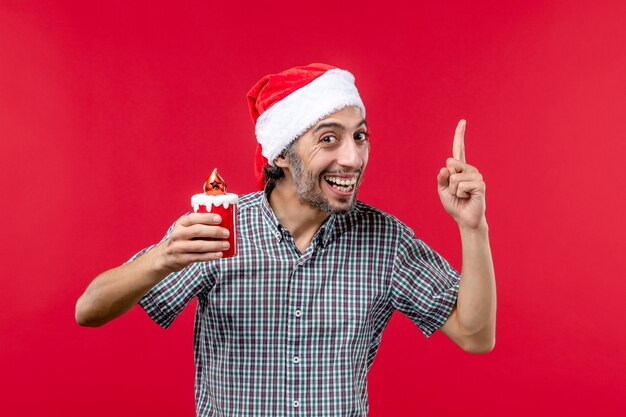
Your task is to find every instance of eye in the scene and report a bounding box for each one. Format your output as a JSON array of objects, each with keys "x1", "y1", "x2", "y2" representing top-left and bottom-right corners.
[
  {"x1": 320, "y1": 134, "x2": 337, "y2": 144},
  {"x1": 354, "y1": 131, "x2": 369, "y2": 142}
]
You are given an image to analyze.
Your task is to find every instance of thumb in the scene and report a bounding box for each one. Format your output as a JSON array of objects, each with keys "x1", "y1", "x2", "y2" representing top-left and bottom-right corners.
[{"x1": 437, "y1": 167, "x2": 449, "y2": 190}]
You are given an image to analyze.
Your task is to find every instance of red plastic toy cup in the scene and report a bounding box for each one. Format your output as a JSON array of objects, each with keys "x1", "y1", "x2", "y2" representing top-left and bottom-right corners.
[{"x1": 191, "y1": 193, "x2": 238, "y2": 258}]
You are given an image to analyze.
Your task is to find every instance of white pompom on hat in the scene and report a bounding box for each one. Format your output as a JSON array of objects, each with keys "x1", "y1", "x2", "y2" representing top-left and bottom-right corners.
[{"x1": 247, "y1": 63, "x2": 365, "y2": 190}]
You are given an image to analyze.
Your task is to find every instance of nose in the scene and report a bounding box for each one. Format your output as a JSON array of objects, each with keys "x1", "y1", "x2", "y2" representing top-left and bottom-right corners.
[{"x1": 337, "y1": 136, "x2": 365, "y2": 169}]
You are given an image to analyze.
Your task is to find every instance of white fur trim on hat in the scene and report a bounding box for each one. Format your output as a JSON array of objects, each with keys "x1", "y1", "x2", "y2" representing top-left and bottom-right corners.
[{"x1": 255, "y1": 68, "x2": 366, "y2": 165}]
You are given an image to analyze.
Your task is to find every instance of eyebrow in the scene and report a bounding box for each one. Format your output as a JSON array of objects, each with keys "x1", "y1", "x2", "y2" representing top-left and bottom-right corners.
[{"x1": 313, "y1": 119, "x2": 367, "y2": 133}]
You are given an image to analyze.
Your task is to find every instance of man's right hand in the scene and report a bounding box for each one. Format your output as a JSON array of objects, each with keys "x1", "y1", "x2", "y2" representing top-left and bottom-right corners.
[
  {"x1": 153, "y1": 213, "x2": 230, "y2": 274},
  {"x1": 75, "y1": 213, "x2": 229, "y2": 327}
]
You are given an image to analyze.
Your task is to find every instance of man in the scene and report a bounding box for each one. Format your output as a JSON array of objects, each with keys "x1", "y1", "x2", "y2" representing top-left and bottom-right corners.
[{"x1": 76, "y1": 63, "x2": 496, "y2": 416}]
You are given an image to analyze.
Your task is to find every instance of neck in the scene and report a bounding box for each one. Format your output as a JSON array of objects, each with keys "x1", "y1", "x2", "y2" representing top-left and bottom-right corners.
[{"x1": 269, "y1": 180, "x2": 329, "y2": 252}]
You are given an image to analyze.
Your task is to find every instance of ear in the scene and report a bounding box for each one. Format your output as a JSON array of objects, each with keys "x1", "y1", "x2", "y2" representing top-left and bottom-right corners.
[{"x1": 274, "y1": 152, "x2": 290, "y2": 168}]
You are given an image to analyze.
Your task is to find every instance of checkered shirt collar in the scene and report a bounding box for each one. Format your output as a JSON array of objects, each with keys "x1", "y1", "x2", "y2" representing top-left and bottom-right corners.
[{"x1": 259, "y1": 189, "x2": 359, "y2": 247}]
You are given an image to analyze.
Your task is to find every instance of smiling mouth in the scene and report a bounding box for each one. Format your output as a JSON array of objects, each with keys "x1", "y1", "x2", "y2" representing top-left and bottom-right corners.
[{"x1": 323, "y1": 175, "x2": 357, "y2": 192}]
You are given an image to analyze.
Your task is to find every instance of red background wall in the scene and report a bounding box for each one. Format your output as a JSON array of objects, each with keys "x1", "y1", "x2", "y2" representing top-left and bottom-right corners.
[{"x1": 1, "y1": 1, "x2": 625, "y2": 415}]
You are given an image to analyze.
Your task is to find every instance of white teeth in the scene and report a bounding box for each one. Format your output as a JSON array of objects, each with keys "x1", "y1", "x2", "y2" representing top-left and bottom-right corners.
[
  {"x1": 331, "y1": 184, "x2": 353, "y2": 192},
  {"x1": 324, "y1": 176, "x2": 357, "y2": 186}
]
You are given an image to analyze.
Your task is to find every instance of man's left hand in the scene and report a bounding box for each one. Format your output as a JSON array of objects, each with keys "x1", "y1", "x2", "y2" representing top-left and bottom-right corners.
[{"x1": 437, "y1": 120, "x2": 487, "y2": 230}]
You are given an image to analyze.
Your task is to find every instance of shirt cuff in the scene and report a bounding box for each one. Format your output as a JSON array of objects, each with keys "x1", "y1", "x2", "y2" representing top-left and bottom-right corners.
[{"x1": 139, "y1": 289, "x2": 176, "y2": 329}]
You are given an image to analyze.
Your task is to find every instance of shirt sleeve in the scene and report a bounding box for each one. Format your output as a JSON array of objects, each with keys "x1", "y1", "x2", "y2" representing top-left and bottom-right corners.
[
  {"x1": 139, "y1": 261, "x2": 215, "y2": 328},
  {"x1": 127, "y1": 221, "x2": 217, "y2": 329},
  {"x1": 390, "y1": 229, "x2": 460, "y2": 338}
]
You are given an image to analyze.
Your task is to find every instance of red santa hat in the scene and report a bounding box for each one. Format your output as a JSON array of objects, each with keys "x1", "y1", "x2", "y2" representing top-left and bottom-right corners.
[{"x1": 247, "y1": 63, "x2": 366, "y2": 190}]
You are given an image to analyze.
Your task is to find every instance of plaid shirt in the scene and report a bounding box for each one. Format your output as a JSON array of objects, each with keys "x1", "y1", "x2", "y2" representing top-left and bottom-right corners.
[{"x1": 138, "y1": 191, "x2": 460, "y2": 417}]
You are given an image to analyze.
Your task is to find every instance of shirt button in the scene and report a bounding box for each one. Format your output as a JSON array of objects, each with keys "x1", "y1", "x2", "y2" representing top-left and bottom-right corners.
[
  {"x1": 294, "y1": 309, "x2": 302, "y2": 317},
  {"x1": 293, "y1": 356, "x2": 300, "y2": 364},
  {"x1": 293, "y1": 400, "x2": 300, "y2": 408}
]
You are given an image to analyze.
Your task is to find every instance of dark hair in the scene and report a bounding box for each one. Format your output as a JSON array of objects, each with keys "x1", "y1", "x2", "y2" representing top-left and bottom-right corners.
[{"x1": 263, "y1": 140, "x2": 297, "y2": 193}]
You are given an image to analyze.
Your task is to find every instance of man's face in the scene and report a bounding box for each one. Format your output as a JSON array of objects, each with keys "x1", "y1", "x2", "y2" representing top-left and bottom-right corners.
[{"x1": 283, "y1": 106, "x2": 369, "y2": 214}]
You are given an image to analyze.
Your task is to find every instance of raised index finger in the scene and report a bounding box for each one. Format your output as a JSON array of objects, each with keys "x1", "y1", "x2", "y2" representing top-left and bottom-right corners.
[{"x1": 453, "y1": 119, "x2": 466, "y2": 163}]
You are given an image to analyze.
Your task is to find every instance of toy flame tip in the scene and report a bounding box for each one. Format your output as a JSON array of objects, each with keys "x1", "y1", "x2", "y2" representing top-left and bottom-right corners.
[{"x1": 203, "y1": 168, "x2": 227, "y2": 195}]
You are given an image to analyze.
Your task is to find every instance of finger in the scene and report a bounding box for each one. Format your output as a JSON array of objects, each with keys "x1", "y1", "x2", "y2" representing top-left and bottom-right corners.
[
  {"x1": 178, "y1": 213, "x2": 222, "y2": 227},
  {"x1": 457, "y1": 179, "x2": 486, "y2": 199},
  {"x1": 185, "y1": 224, "x2": 230, "y2": 240},
  {"x1": 437, "y1": 167, "x2": 450, "y2": 190},
  {"x1": 182, "y1": 239, "x2": 230, "y2": 253},
  {"x1": 448, "y1": 172, "x2": 482, "y2": 197},
  {"x1": 179, "y1": 251, "x2": 224, "y2": 264},
  {"x1": 453, "y1": 119, "x2": 466, "y2": 163},
  {"x1": 446, "y1": 158, "x2": 478, "y2": 174}
]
